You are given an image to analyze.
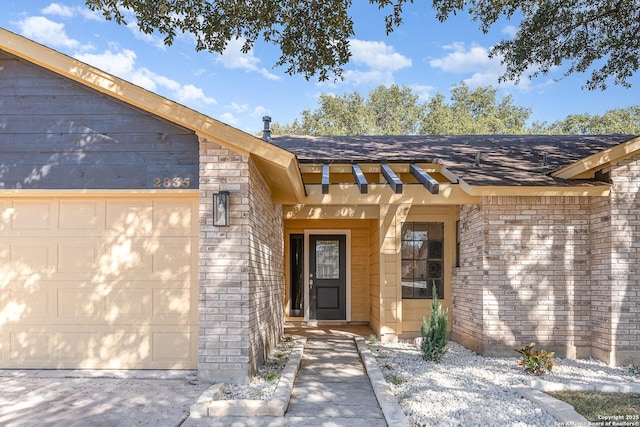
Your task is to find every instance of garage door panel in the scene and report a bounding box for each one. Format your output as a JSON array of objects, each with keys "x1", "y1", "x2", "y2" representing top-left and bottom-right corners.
[
  {"x1": 153, "y1": 201, "x2": 193, "y2": 235},
  {"x1": 0, "y1": 195, "x2": 198, "y2": 369},
  {"x1": 58, "y1": 200, "x2": 101, "y2": 230},
  {"x1": 11, "y1": 201, "x2": 54, "y2": 230},
  {"x1": 57, "y1": 242, "x2": 100, "y2": 273},
  {"x1": 57, "y1": 288, "x2": 105, "y2": 319},
  {"x1": 105, "y1": 288, "x2": 146, "y2": 319},
  {"x1": 9, "y1": 331, "x2": 52, "y2": 362},
  {"x1": 152, "y1": 332, "x2": 191, "y2": 361},
  {"x1": 152, "y1": 239, "x2": 192, "y2": 277},
  {"x1": 10, "y1": 243, "x2": 54, "y2": 274},
  {"x1": 105, "y1": 200, "x2": 152, "y2": 235},
  {"x1": 8, "y1": 288, "x2": 51, "y2": 319}
]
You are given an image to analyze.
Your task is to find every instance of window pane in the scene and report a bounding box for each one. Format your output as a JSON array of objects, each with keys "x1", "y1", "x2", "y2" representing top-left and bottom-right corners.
[
  {"x1": 415, "y1": 279, "x2": 428, "y2": 298},
  {"x1": 428, "y1": 241, "x2": 443, "y2": 259},
  {"x1": 401, "y1": 221, "x2": 445, "y2": 300},
  {"x1": 401, "y1": 260, "x2": 414, "y2": 280},
  {"x1": 427, "y1": 261, "x2": 442, "y2": 279},
  {"x1": 401, "y1": 222, "x2": 413, "y2": 241},
  {"x1": 316, "y1": 240, "x2": 340, "y2": 279},
  {"x1": 412, "y1": 222, "x2": 429, "y2": 241},
  {"x1": 402, "y1": 284, "x2": 414, "y2": 298}
]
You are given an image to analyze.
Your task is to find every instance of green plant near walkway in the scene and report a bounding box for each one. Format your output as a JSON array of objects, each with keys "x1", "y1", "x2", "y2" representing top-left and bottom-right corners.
[
  {"x1": 420, "y1": 283, "x2": 449, "y2": 362},
  {"x1": 515, "y1": 343, "x2": 558, "y2": 376}
]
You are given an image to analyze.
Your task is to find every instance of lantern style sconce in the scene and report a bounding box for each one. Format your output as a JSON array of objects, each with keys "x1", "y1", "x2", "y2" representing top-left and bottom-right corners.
[{"x1": 213, "y1": 191, "x2": 230, "y2": 226}]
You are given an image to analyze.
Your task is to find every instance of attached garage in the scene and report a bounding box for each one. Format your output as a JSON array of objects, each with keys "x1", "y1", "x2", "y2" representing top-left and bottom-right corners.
[
  {"x1": 0, "y1": 194, "x2": 198, "y2": 369},
  {"x1": 0, "y1": 39, "x2": 201, "y2": 370},
  {"x1": 2, "y1": 28, "x2": 306, "y2": 383}
]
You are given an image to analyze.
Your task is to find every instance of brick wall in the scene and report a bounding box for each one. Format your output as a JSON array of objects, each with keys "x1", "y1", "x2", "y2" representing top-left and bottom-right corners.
[
  {"x1": 197, "y1": 137, "x2": 284, "y2": 384},
  {"x1": 451, "y1": 204, "x2": 485, "y2": 354},
  {"x1": 590, "y1": 195, "x2": 612, "y2": 361},
  {"x1": 605, "y1": 154, "x2": 640, "y2": 365},
  {"x1": 454, "y1": 196, "x2": 593, "y2": 359},
  {"x1": 198, "y1": 137, "x2": 251, "y2": 383},
  {"x1": 247, "y1": 159, "x2": 284, "y2": 377}
]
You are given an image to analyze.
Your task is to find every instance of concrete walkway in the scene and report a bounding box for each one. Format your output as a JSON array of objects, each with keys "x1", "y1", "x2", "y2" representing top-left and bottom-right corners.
[
  {"x1": 184, "y1": 333, "x2": 400, "y2": 426},
  {"x1": 284, "y1": 337, "x2": 386, "y2": 426}
]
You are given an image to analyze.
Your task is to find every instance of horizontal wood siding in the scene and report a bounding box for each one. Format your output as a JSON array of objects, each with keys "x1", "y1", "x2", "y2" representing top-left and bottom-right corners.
[{"x1": 0, "y1": 51, "x2": 198, "y2": 190}]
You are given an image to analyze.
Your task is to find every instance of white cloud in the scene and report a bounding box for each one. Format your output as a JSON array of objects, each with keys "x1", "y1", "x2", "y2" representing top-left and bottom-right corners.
[
  {"x1": 342, "y1": 69, "x2": 395, "y2": 86},
  {"x1": 125, "y1": 20, "x2": 167, "y2": 50},
  {"x1": 430, "y1": 42, "x2": 494, "y2": 73},
  {"x1": 216, "y1": 38, "x2": 280, "y2": 80},
  {"x1": 16, "y1": 16, "x2": 81, "y2": 49},
  {"x1": 219, "y1": 112, "x2": 239, "y2": 125},
  {"x1": 410, "y1": 84, "x2": 436, "y2": 102},
  {"x1": 41, "y1": 3, "x2": 103, "y2": 21},
  {"x1": 75, "y1": 48, "x2": 216, "y2": 107},
  {"x1": 328, "y1": 39, "x2": 411, "y2": 87},
  {"x1": 502, "y1": 25, "x2": 518, "y2": 38},
  {"x1": 75, "y1": 49, "x2": 137, "y2": 76},
  {"x1": 430, "y1": 42, "x2": 534, "y2": 91},
  {"x1": 349, "y1": 39, "x2": 412, "y2": 72},
  {"x1": 175, "y1": 84, "x2": 216, "y2": 105},
  {"x1": 226, "y1": 103, "x2": 268, "y2": 121},
  {"x1": 41, "y1": 3, "x2": 74, "y2": 18}
]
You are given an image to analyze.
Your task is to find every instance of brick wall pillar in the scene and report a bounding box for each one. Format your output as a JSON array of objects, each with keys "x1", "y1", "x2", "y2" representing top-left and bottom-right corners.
[
  {"x1": 601, "y1": 155, "x2": 640, "y2": 366},
  {"x1": 198, "y1": 137, "x2": 251, "y2": 383}
]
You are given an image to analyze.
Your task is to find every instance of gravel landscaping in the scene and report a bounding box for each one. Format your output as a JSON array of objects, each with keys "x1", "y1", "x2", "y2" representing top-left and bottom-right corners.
[
  {"x1": 221, "y1": 336, "x2": 298, "y2": 400},
  {"x1": 214, "y1": 335, "x2": 638, "y2": 426},
  {"x1": 368, "y1": 340, "x2": 639, "y2": 427}
]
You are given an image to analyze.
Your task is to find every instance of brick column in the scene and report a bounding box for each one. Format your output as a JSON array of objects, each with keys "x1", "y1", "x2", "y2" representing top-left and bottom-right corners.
[{"x1": 198, "y1": 137, "x2": 251, "y2": 383}]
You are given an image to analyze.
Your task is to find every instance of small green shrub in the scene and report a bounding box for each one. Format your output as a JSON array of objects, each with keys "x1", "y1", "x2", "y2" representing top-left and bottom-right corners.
[
  {"x1": 368, "y1": 334, "x2": 379, "y2": 345},
  {"x1": 391, "y1": 374, "x2": 405, "y2": 385},
  {"x1": 420, "y1": 282, "x2": 449, "y2": 363},
  {"x1": 264, "y1": 371, "x2": 278, "y2": 381},
  {"x1": 629, "y1": 358, "x2": 640, "y2": 376},
  {"x1": 515, "y1": 343, "x2": 558, "y2": 376}
]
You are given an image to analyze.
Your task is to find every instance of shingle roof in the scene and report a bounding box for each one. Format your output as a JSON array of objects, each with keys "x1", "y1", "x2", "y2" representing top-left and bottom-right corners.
[{"x1": 271, "y1": 134, "x2": 636, "y2": 186}]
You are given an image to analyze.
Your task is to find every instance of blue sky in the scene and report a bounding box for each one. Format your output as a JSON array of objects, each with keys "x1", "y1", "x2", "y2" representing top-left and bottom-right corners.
[{"x1": 2, "y1": 1, "x2": 639, "y2": 134}]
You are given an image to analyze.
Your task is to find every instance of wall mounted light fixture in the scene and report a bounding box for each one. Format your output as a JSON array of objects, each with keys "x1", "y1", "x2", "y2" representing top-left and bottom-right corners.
[{"x1": 213, "y1": 191, "x2": 230, "y2": 226}]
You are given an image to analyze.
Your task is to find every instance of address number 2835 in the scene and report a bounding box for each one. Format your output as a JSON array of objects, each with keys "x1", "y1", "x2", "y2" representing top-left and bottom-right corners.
[{"x1": 153, "y1": 177, "x2": 191, "y2": 188}]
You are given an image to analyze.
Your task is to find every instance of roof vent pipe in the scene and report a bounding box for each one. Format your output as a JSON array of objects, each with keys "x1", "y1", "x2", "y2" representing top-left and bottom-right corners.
[
  {"x1": 473, "y1": 152, "x2": 481, "y2": 167},
  {"x1": 262, "y1": 116, "x2": 272, "y2": 141}
]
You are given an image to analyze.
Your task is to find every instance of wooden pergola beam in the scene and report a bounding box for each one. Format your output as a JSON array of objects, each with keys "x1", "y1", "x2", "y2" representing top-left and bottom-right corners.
[
  {"x1": 322, "y1": 163, "x2": 330, "y2": 194},
  {"x1": 381, "y1": 163, "x2": 403, "y2": 194},
  {"x1": 351, "y1": 164, "x2": 368, "y2": 194},
  {"x1": 410, "y1": 164, "x2": 439, "y2": 194}
]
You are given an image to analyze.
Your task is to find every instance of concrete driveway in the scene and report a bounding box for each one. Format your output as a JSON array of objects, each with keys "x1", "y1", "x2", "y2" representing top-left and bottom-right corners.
[{"x1": 0, "y1": 370, "x2": 209, "y2": 427}]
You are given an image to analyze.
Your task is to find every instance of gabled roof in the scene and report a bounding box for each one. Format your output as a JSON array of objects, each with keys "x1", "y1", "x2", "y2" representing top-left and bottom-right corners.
[
  {"x1": 0, "y1": 27, "x2": 306, "y2": 203},
  {"x1": 272, "y1": 134, "x2": 638, "y2": 188}
]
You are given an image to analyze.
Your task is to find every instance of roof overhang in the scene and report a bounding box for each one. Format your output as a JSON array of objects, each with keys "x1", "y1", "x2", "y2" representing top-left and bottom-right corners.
[
  {"x1": 0, "y1": 28, "x2": 306, "y2": 204},
  {"x1": 552, "y1": 136, "x2": 640, "y2": 179}
]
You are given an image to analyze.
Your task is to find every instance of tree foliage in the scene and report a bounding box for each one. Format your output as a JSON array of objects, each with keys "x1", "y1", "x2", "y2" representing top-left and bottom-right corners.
[
  {"x1": 273, "y1": 83, "x2": 530, "y2": 136},
  {"x1": 86, "y1": 0, "x2": 640, "y2": 87},
  {"x1": 530, "y1": 106, "x2": 640, "y2": 135},
  {"x1": 420, "y1": 83, "x2": 531, "y2": 134},
  {"x1": 432, "y1": 0, "x2": 640, "y2": 90}
]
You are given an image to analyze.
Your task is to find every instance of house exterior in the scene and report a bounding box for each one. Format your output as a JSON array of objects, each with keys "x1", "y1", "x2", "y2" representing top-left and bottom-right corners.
[{"x1": 1, "y1": 29, "x2": 638, "y2": 384}]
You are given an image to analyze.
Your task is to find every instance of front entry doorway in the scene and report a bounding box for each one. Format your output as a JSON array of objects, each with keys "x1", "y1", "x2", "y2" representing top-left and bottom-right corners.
[
  {"x1": 309, "y1": 234, "x2": 347, "y2": 320},
  {"x1": 289, "y1": 231, "x2": 350, "y2": 321}
]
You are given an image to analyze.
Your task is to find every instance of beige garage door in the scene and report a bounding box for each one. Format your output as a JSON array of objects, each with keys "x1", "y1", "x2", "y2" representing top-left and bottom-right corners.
[{"x1": 0, "y1": 193, "x2": 198, "y2": 369}]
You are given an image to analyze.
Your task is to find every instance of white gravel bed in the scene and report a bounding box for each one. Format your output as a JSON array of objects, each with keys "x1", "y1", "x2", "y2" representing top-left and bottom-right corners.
[
  {"x1": 221, "y1": 335, "x2": 297, "y2": 400},
  {"x1": 368, "y1": 340, "x2": 638, "y2": 427}
]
